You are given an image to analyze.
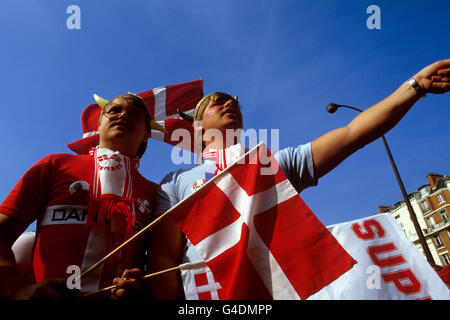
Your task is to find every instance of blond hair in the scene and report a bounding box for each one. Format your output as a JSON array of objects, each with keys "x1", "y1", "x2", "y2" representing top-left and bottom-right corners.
[{"x1": 193, "y1": 92, "x2": 238, "y2": 121}]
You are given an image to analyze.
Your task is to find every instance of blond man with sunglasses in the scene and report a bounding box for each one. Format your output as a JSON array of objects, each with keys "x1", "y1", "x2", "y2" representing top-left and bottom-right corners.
[{"x1": 148, "y1": 60, "x2": 450, "y2": 299}]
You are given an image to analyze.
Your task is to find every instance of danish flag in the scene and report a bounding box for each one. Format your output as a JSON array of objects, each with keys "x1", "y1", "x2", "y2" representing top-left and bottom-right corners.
[
  {"x1": 67, "y1": 79, "x2": 203, "y2": 154},
  {"x1": 180, "y1": 261, "x2": 222, "y2": 300},
  {"x1": 138, "y1": 79, "x2": 202, "y2": 150},
  {"x1": 171, "y1": 143, "x2": 356, "y2": 299}
]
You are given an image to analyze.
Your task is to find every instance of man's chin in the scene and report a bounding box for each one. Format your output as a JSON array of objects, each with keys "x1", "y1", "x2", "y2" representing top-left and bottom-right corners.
[{"x1": 227, "y1": 120, "x2": 243, "y2": 130}]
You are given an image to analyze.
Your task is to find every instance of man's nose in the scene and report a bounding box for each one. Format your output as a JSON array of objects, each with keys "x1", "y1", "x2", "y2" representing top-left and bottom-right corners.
[
  {"x1": 224, "y1": 99, "x2": 236, "y2": 108},
  {"x1": 117, "y1": 108, "x2": 133, "y2": 119}
]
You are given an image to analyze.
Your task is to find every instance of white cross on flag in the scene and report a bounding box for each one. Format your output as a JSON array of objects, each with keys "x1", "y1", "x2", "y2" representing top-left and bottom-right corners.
[
  {"x1": 180, "y1": 261, "x2": 222, "y2": 300},
  {"x1": 138, "y1": 79, "x2": 203, "y2": 151},
  {"x1": 170, "y1": 143, "x2": 357, "y2": 299}
]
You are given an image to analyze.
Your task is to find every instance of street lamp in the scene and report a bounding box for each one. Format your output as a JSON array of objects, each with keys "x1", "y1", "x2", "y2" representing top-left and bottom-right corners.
[{"x1": 326, "y1": 103, "x2": 436, "y2": 265}]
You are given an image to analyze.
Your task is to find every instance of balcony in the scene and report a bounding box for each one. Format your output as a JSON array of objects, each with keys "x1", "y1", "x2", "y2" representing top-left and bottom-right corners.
[{"x1": 425, "y1": 218, "x2": 450, "y2": 235}]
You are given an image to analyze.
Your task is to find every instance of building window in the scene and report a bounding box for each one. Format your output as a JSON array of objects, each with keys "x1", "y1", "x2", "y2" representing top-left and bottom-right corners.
[
  {"x1": 435, "y1": 234, "x2": 444, "y2": 248},
  {"x1": 394, "y1": 216, "x2": 404, "y2": 228},
  {"x1": 437, "y1": 193, "x2": 445, "y2": 204},
  {"x1": 420, "y1": 187, "x2": 428, "y2": 197},
  {"x1": 440, "y1": 210, "x2": 449, "y2": 223},
  {"x1": 441, "y1": 253, "x2": 450, "y2": 266},
  {"x1": 420, "y1": 201, "x2": 430, "y2": 212},
  {"x1": 427, "y1": 217, "x2": 435, "y2": 229}
]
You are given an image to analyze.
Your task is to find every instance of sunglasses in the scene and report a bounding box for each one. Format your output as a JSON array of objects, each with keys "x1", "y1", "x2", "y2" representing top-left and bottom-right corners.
[{"x1": 103, "y1": 104, "x2": 147, "y2": 121}]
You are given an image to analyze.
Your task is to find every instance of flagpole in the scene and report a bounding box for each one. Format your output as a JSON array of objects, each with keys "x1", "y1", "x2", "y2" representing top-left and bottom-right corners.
[
  {"x1": 326, "y1": 103, "x2": 436, "y2": 265},
  {"x1": 82, "y1": 265, "x2": 183, "y2": 298},
  {"x1": 82, "y1": 261, "x2": 206, "y2": 298},
  {"x1": 77, "y1": 208, "x2": 172, "y2": 281}
]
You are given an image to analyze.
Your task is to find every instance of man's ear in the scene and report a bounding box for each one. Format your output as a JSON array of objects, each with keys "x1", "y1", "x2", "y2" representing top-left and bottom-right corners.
[
  {"x1": 143, "y1": 130, "x2": 150, "y2": 142},
  {"x1": 97, "y1": 113, "x2": 104, "y2": 130},
  {"x1": 193, "y1": 120, "x2": 203, "y2": 132},
  {"x1": 192, "y1": 120, "x2": 204, "y2": 153}
]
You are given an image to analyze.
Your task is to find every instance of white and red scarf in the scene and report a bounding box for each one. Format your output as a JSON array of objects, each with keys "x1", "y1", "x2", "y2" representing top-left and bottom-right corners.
[
  {"x1": 88, "y1": 147, "x2": 139, "y2": 240},
  {"x1": 87, "y1": 147, "x2": 140, "y2": 263},
  {"x1": 79, "y1": 147, "x2": 143, "y2": 292},
  {"x1": 202, "y1": 143, "x2": 246, "y2": 176}
]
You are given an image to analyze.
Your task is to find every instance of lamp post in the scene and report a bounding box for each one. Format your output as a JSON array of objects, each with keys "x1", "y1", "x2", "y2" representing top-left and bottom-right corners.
[{"x1": 326, "y1": 103, "x2": 436, "y2": 265}]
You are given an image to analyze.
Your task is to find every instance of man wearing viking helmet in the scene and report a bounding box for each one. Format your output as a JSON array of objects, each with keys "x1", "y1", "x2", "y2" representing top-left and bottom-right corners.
[
  {"x1": 0, "y1": 92, "x2": 166, "y2": 299},
  {"x1": 147, "y1": 59, "x2": 450, "y2": 299}
]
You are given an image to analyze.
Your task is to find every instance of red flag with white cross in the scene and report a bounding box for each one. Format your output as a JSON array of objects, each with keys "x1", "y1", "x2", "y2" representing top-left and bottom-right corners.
[
  {"x1": 67, "y1": 79, "x2": 203, "y2": 154},
  {"x1": 171, "y1": 143, "x2": 356, "y2": 299}
]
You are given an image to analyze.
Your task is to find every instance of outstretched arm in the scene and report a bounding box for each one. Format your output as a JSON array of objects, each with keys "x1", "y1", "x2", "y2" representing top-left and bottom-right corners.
[{"x1": 311, "y1": 59, "x2": 450, "y2": 179}]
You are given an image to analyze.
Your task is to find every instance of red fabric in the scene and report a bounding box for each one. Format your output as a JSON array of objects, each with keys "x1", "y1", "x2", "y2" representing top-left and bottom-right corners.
[
  {"x1": 86, "y1": 147, "x2": 149, "y2": 270},
  {"x1": 138, "y1": 79, "x2": 203, "y2": 118},
  {"x1": 87, "y1": 196, "x2": 136, "y2": 267},
  {"x1": 32, "y1": 225, "x2": 90, "y2": 283},
  {"x1": 67, "y1": 79, "x2": 203, "y2": 154},
  {"x1": 171, "y1": 144, "x2": 356, "y2": 299},
  {"x1": 88, "y1": 196, "x2": 135, "y2": 240},
  {"x1": 67, "y1": 133, "x2": 99, "y2": 156},
  {"x1": 81, "y1": 104, "x2": 102, "y2": 133},
  {"x1": 86, "y1": 147, "x2": 138, "y2": 239},
  {"x1": 162, "y1": 118, "x2": 196, "y2": 151},
  {"x1": 437, "y1": 264, "x2": 450, "y2": 286},
  {"x1": 0, "y1": 154, "x2": 90, "y2": 223},
  {"x1": 0, "y1": 153, "x2": 158, "y2": 287}
]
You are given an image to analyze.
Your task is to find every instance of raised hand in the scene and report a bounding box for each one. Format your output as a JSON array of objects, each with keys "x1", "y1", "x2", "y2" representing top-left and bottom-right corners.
[{"x1": 414, "y1": 59, "x2": 450, "y2": 94}]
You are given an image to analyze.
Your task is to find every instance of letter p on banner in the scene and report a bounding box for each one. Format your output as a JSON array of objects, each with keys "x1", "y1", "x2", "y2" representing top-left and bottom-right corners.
[{"x1": 382, "y1": 269, "x2": 422, "y2": 295}]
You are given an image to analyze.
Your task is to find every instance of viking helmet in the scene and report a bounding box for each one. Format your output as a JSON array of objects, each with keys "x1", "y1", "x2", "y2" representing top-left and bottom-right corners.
[{"x1": 94, "y1": 93, "x2": 168, "y2": 134}]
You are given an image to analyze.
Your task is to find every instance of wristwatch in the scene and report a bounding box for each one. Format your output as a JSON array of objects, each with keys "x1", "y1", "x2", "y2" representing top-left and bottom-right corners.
[{"x1": 407, "y1": 77, "x2": 426, "y2": 99}]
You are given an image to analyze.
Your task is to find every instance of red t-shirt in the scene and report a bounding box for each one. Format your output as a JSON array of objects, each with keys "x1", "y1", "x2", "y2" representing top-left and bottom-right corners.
[{"x1": 0, "y1": 153, "x2": 158, "y2": 291}]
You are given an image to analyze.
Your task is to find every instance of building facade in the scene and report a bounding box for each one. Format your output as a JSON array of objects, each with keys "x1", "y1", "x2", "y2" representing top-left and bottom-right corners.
[{"x1": 379, "y1": 173, "x2": 450, "y2": 267}]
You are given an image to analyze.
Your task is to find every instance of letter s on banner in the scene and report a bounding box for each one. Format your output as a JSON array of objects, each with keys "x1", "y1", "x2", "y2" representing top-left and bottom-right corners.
[{"x1": 351, "y1": 219, "x2": 386, "y2": 240}]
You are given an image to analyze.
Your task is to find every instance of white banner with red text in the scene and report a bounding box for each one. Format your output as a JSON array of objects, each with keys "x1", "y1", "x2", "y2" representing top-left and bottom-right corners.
[{"x1": 181, "y1": 213, "x2": 450, "y2": 300}]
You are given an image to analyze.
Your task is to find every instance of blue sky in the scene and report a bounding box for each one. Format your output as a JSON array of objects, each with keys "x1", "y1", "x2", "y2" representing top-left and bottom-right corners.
[{"x1": 1, "y1": 0, "x2": 449, "y2": 231}]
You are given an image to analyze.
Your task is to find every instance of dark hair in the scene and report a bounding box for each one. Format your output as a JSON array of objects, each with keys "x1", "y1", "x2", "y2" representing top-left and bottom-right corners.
[{"x1": 136, "y1": 140, "x2": 148, "y2": 159}]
